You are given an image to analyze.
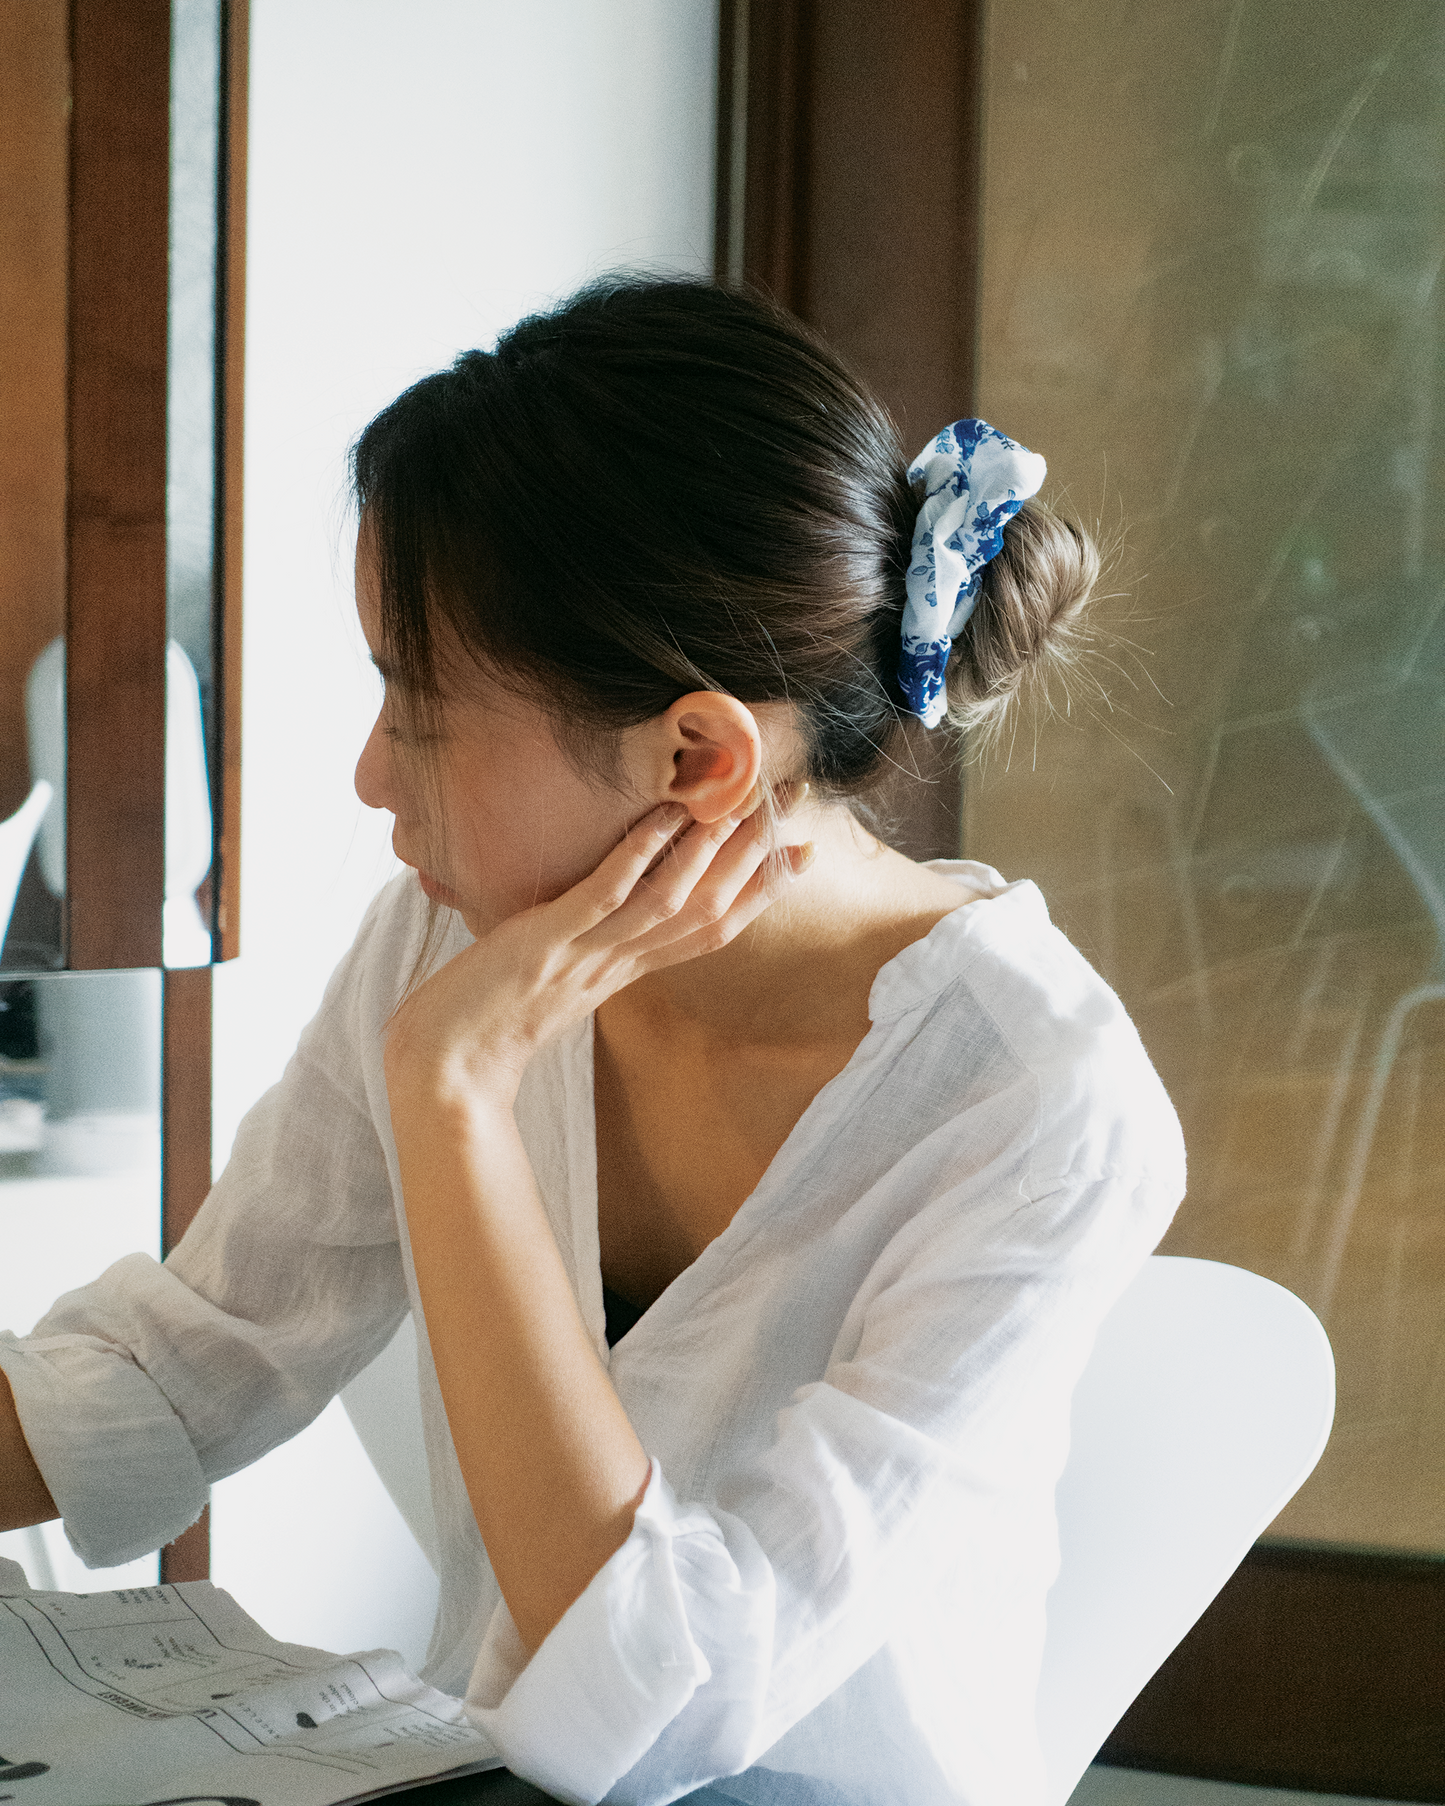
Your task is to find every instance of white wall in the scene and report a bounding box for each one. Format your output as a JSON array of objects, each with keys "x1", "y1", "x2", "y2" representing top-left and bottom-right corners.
[
  {"x1": 209, "y1": 0, "x2": 717, "y2": 1657},
  {"x1": 213, "y1": 0, "x2": 717, "y2": 1162}
]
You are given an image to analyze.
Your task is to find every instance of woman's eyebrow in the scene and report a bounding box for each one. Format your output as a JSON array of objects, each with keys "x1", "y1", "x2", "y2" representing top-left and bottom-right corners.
[{"x1": 369, "y1": 650, "x2": 400, "y2": 682}]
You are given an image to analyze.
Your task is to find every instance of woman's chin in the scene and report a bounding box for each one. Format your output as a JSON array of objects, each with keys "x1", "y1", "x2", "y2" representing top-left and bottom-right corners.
[{"x1": 414, "y1": 867, "x2": 465, "y2": 911}]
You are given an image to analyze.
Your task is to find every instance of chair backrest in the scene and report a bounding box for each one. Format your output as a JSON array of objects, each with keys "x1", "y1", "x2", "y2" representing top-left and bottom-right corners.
[
  {"x1": 339, "y1": 1259, "x2": 1334, "y2": 1804},
  {"x1": 1037, "y1": 1255, "x2": 1335, "y2": 1805},
  {"x1": 340, "y1": 1313, "x2": 440, "y2": 1570}
]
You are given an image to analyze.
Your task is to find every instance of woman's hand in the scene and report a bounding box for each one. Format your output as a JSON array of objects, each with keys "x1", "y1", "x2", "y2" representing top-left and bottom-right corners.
[{"x1": 383, "y1": 796, "x2": 808, "y2": 1113}]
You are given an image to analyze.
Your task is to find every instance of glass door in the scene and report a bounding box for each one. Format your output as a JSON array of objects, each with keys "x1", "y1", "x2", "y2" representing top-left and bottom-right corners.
[
  {"x1": 971, "y1": 4, "x2": 1445, "y2": 1789},
  {"x1": 968, "y1": 14, "x2": 1445, "y2": 1784},
  {"x1": 975, "y1": 0, "x2": 1445, "y2": 1562}
]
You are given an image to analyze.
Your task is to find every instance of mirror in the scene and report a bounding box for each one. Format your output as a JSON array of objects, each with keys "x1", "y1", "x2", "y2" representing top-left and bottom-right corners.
[
  {"x1": 0, "y1": 0, "x2": 242, "y2": 1588},
  {"x1": 0, "y1": 0, "x2": 232, "y2": 979}
]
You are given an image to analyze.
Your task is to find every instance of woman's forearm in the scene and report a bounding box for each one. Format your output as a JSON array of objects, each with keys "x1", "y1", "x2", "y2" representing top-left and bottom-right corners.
[
  {"x1": 394, "y1": 1094, "x2": 650, "y2": 1654},
  {"x1": 378, "y1": 802, "x2": 784, "y2": 1651},
  {"x1": 0, "y1": 1369, "x2": 58, "y2": 1534}
]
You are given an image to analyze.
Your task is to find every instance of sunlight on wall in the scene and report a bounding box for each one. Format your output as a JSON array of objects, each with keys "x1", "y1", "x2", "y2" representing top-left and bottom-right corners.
[{"x1": 209, "y1": 0, "x2": 716, "y2": 1656}]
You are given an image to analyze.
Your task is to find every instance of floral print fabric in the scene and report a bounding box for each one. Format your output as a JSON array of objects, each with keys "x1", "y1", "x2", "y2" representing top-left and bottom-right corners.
[{"x1": 900, "y1": 419, "x2": 1047, "y2": 728}]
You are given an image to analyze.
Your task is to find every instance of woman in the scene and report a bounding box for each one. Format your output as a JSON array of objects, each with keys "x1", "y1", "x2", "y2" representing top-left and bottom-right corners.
[{"x1": 0, "y1": 278, "x2": 1184, "y2": 1805}]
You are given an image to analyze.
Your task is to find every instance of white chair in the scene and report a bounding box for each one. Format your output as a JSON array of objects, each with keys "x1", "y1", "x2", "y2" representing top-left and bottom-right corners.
[
  {"x1": 339, "y1": 1257, "x2": 1333, "y2": 1804},
  {"x1": 340, "y1": 1312, "x2": 440, "y2": 1568},
  {"x1": 190, "y1": 1254, "x2": 1330, "y2": 1799},
  {"x1": 1038, "y1": 1255, "x2": 1335, "y2": 1805}
]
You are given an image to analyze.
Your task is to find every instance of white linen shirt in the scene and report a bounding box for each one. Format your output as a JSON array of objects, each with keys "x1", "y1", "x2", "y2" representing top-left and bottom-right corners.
[{"x1": 0, "y1": 862, "x2": 1185, "y2": 1806}]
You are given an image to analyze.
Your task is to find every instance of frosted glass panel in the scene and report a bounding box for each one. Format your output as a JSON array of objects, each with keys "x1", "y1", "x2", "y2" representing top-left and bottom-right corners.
[{"x1": 974, "y1": 1, "x2": 1445, "y2": 1549}]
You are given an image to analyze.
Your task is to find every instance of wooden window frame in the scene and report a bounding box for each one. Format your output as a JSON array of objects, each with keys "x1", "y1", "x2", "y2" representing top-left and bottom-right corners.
[{"x1": 54, "y1": 0, "x2": 247, "y2": 1582}]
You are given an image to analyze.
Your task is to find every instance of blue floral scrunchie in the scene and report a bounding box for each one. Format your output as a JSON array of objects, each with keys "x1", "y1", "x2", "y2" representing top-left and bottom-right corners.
[{"x1": 899, "y1": 419, "x2": 1047, "y2": 728}]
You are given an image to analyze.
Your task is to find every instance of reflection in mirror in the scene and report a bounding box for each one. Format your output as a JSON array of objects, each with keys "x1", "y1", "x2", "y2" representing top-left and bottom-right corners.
[
  {"x1": 0, "y1": 966, "x2": 161, "y2": 1588},
  {"x1": 10, "y1": 636, "x2": 214, "y2": 971},
  {"x1": 168, "y1": 0, "x2": 221, "y2": 969},
  {"x1": 0, "y1": 0, "x2": 223, "y2": 976}
]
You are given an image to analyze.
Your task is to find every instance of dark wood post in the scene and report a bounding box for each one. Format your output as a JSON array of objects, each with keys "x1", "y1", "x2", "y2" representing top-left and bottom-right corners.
[
  {"x1": 717, "y1": 0, "x2": 986, "y2": 862},
  {"x1": 65, "y1": 0, "x2": 171, "y2": 970}
]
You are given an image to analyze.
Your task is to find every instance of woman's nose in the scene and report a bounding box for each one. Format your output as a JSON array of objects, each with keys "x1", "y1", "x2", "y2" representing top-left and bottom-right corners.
[{"x1": 354, "y1": 715, "x2": 394, "y2": 813}]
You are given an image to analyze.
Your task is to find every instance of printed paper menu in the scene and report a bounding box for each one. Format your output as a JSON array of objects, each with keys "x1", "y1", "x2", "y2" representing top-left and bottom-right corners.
[{"x1": 0, "y1": 1576, "x2": 500, "y2": 1805}]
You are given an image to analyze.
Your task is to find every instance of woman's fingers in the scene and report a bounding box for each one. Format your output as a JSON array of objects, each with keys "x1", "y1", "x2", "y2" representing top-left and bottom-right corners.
[
  {"x1": 644, "y1": 808, "x2": 768, "y2": 916},
  {"x1": 577, "y1": 805, "x2": 767, "y2": 950},
  {"x1": 633, "y1": 839, "x2": 815, "y2": 968},
  {"x1": 564, "y1": 780, "x2": 811, "y2": 958},
  {"x1": 564, "y1": 803, "x2": 693, "y2": 931},
  {"x1": 629, "y1": 780, "x2": 810, "y2": 947},
  {"x1": 634, "y1": 814, "x2": 772, "y2": 941}
]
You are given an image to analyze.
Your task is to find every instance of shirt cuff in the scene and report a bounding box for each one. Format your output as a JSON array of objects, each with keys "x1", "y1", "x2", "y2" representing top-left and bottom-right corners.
[
  {"x1": 463, "y1": 1460, "x2": 712, "y2": 1805},
  {"x1": 0, "y1": 1328, "x2": 207, "y2": 1569}
]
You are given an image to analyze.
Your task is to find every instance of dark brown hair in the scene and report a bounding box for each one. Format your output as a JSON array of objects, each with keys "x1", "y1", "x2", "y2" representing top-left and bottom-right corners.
[{"x1": 351, "y1": 275, "x2": 1097, "y2": 802}]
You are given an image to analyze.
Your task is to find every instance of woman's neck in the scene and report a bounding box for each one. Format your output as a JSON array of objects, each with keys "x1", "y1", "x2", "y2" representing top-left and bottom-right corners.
[{"x1": 608, "y1": 802, "x2": 974, "y2": 1048}]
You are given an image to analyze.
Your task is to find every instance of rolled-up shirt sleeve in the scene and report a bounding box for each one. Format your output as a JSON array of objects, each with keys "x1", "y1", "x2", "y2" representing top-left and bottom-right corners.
[
  {"x1": 463, "y1": 1143, "x2": 1182, "y2": 1806},
  {"x1": 0, "y1": 893, "x2": 411, "y2": 1571}
]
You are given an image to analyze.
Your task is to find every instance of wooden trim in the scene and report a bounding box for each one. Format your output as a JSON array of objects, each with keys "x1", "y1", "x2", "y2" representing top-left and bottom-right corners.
[
  {"x1": 161, "y1": 1505, "x2": 210, "y2": 1584},
  {"x1": 734, "y1": 0, "x2": 812, "y2": 311},
  {"x1": 162, "y1": 964, "x2": 212, "y2": 1255},
  {"x1": 161, "y1": 962, "x2": 212, "y2": 1582},
  {"x1": 724, "y1": 0, "x2": 983, "y2": 861},
  {"x1": 713, "y1": 0, "x2": 744, "y2": 284},
  {"x1": 0, "y1": 0, "x2": 68, "y2": 847},
  {"x1": 213, "y1": 0, "x2": 246, "y2": 962},
  {"x1": 1100, "y1": 1542, "x2": 1445, "y2": 1801},
  {"x1": 65, "y1": 0, "x2": 170, "y2": 970}
]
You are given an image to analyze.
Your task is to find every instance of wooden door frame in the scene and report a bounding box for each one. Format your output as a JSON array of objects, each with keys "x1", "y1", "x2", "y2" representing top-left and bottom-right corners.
[
  {"x1": 715, "y1": 0, "x2": 982, "y2": 865},
  {"x1": 214, "y1": 0, "x2": 246, "y2": 966},
  {"x1": 719, "y1": 4, "x2": 1445, "y2": 1799},
  {"x1": 65, "y1": 0, "x2": 171, "y2": 970}
]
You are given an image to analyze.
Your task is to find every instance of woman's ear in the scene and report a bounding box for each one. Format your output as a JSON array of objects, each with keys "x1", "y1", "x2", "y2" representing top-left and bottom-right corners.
[{"x1": 656, "y1": 692, "x2": 762, "y2": 823}]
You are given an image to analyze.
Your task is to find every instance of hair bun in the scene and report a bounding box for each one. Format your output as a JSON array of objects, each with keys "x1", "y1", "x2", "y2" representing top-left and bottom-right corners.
[{"x1": 945, "y1": 496, "x2": 1100, "y2": 733}]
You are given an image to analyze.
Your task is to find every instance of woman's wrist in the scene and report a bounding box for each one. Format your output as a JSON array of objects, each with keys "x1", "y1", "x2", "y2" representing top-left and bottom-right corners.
[
  {"x1": 384, "y1": 1028, "x2": 528, "y2": 1117},
  {"x1": 387, "y1": 1065, "x2": 522, "y2": 1132}
]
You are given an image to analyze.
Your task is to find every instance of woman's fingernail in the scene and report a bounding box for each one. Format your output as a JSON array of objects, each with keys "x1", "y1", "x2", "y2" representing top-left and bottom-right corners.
[
  {"x1": 789, "y1": 841, "x2": 816, "y2": 875},
  {"x1": 658, "y1": 802, "x2": 689, "y2": 827}
]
